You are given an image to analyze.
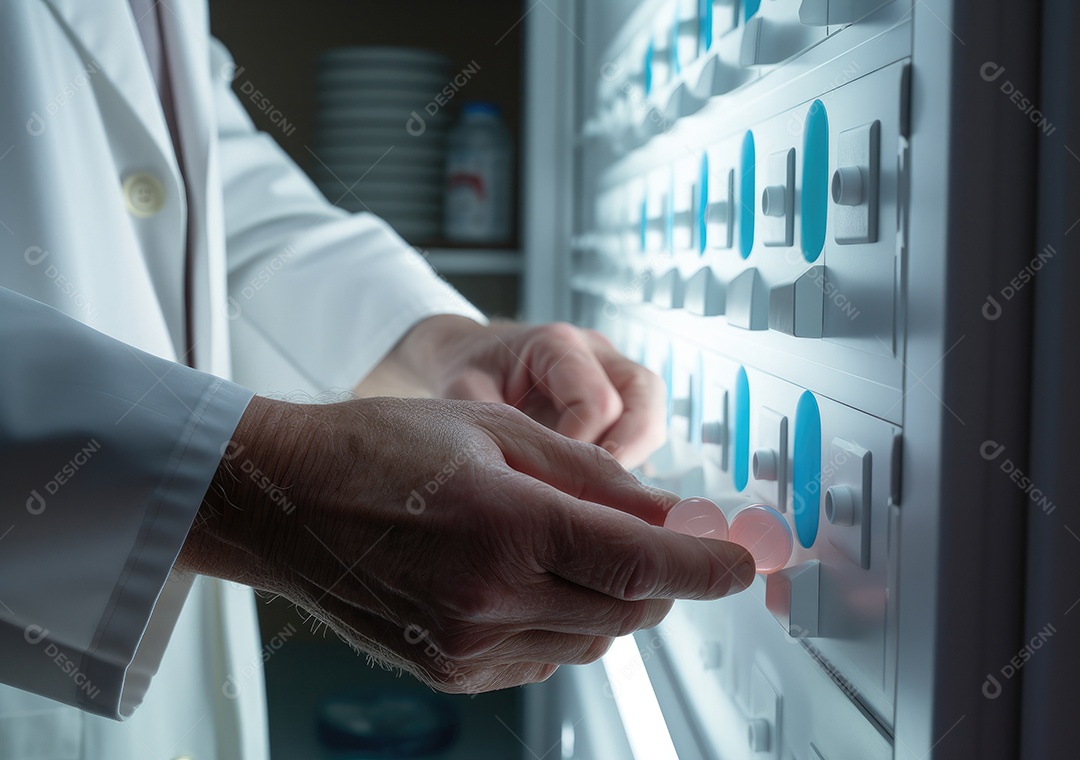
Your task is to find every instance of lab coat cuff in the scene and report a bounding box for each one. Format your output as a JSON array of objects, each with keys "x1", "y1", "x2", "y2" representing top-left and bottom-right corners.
[{"x1": 84, "y1": 378, "x2": 255, "y2": 720}]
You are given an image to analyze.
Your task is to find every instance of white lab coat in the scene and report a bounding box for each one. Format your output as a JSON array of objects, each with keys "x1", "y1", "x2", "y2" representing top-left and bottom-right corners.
[{"x1": 0, "y1": 1, "x2": 482, "y2": 758}]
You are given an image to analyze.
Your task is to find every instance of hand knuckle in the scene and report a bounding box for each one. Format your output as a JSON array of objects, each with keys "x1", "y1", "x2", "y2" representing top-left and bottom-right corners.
[
  {"x1": 440, "y1": 577, "x2": 499, "y2": 621},
  {"x1": 581, "y1": 637, "x2": 614, "y2": 664},
  {"x1": 592, "y1": 389, "x2": 623, "y2": 419},
  {"x1": 539, "y1": 322, "x2": 581, "y2": 345},
  {"x1": 590, "y1": 444, "x2": 626, "y2": 477},
  {"x1": 609, "y1": 544, "x2": 661, "y2": 600},
  {"x1": 530, "y1": 663, "x2": 560, "y2": 684},
  {"x1": 636, "y1": 598, "x2": 673, "y2": 631},
  {"x1": 584, "y1": 328, "x2": 611, "y2": 346},
  {"x1": 616, "y1": 602, "x2": 650, "y2": 636},
  {"x1": 642, "y1": 369, "x2": 666, "y2": 395}
]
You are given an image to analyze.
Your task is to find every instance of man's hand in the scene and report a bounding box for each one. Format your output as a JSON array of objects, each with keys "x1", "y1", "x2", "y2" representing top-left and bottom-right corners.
[
  {"x1": 178, "y1": 396, "x2": 754, "y2": 694},
  {"x1": 356, "y1": 316, "x2": 667, "y2": 469}
]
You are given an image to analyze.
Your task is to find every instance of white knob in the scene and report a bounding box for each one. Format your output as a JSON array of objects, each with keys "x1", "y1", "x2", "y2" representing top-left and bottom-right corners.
[
  {"x1": 701, "y1": 420, "x2": 725, "y2": 445},
  {"x1": 761, "y1": 185, "x2": 787, "y2": 217},
  {"x1": 831, "y1": 166, "x2": 865, "y2": 206},
  {"x1": 671, "y1": 398, "x2": 691, "y2": 417},
  {"x1": 752, "y1": 449, "x2": 778, "y2": 481},
  {"x1": 825, "y1": 485, "x2": 856, "y2": 526},
  {"x1": 747, "y1": 718, "x2": 771, "y2": 752}
]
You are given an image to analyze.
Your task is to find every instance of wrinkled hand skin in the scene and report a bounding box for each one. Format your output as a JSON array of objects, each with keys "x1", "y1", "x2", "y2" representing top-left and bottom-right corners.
[
  {"x1": 360, "y1": 317, "x2": 669, "y2": 469},
  {"x1": 178, "y1": 396, "x2": 755, "y2": 694}
]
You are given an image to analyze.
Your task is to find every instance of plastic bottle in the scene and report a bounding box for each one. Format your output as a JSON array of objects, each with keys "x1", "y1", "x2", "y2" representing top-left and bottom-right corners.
[{"x1": 443, "y1": 101, "x2": 513, "y2": 243}]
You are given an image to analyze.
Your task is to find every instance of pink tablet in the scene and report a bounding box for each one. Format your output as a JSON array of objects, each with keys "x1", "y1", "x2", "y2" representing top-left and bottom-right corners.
[
  {"x1": 729, "y1": 504, "x2": 794, "y2": 574},
  {"x1": 664, "y1": 497, "x2": 730, "y2": 541}
]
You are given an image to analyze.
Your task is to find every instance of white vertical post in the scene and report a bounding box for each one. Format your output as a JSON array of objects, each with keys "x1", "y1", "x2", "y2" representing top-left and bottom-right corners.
[{"x1": 522, "y1": 0, "x2": 579, "y2": 323}]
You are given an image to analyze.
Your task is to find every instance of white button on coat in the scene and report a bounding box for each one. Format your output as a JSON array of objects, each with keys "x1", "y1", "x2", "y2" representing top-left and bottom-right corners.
[{"x1": 123, "y1": 172, "x2": 167, "y2": 217}]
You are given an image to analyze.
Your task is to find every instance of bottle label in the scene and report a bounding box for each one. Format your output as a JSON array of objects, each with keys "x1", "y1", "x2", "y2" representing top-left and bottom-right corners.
[{"x1": 445, "y1": 148, "x2": 511, "y2": 242}]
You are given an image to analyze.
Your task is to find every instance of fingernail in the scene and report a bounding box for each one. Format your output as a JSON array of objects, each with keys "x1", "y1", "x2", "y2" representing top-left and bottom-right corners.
[{"x1": 730, "y1": 561, "x2": 756, "y2": 593}]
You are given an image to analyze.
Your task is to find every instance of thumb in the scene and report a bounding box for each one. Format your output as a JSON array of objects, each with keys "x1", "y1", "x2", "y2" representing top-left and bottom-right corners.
[{"x1": 538, "y1": 493, "x2": 756, "y2": 601}]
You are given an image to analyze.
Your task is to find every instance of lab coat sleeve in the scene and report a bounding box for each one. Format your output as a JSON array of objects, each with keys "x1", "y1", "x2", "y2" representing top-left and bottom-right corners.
[
  {"x1": 210, "y1": 40, "x2": 486, "y2": 393},
  {"x1": 0, "y1": 286, "x2": 254, "y2": 720}
]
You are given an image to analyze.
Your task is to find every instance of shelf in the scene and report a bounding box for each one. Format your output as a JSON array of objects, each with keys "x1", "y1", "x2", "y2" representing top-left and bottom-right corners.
[{"x1": 419, "y1": 248, "x2": 523, "y2": 275}]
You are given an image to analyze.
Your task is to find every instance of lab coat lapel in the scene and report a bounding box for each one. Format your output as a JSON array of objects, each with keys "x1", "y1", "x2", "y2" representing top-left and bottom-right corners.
[
  {"x1": 41, "y1": 0, "x2": 194, "y2": 364},
  {"x1": 158, "y1": 0, "x2": 230, "y2": 374},
  {"x1": 41, "y1": 0, "x2": 182, "y2": 181}
]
